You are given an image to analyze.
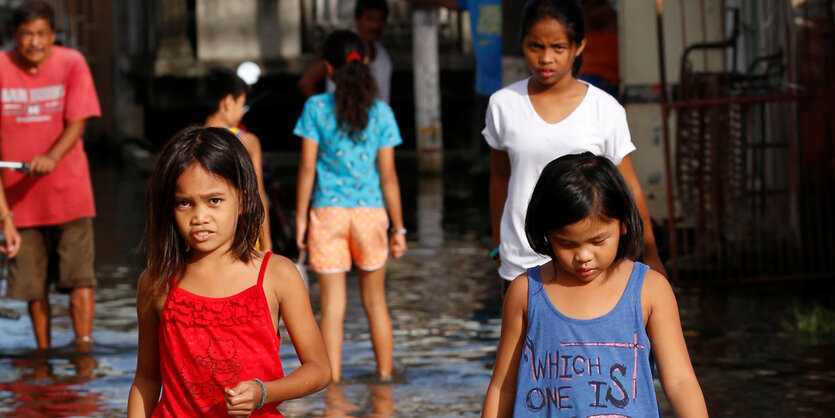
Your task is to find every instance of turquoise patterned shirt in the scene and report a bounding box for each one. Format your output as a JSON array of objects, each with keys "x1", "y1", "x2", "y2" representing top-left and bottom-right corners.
[{"x1": 293, "y1": 93, "x2": 402, "y2": 208}]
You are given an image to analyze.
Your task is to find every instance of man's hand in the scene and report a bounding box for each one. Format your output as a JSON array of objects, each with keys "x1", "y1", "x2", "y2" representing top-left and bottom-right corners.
[
  {"x1": 1, "y1": 220, "x2": 20, "y2": 258},
  {"x1": 29, "y1": 154, "x2": 58, "y2": 174}
]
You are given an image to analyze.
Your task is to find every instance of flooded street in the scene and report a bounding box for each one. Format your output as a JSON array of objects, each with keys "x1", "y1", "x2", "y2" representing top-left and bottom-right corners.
[{"x1": 0, "y1": 152, "x2": 833, "y2": 417}]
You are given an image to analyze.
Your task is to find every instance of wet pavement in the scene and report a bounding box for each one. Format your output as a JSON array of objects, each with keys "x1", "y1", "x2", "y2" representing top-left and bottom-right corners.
[{"x1": 0, "y1": 151, "x2": 833, "y2": 417}]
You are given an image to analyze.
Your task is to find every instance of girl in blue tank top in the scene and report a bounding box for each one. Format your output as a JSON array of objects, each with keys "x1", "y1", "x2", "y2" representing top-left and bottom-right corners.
[{"x1": 482, "y1": 152, "x2": 707, "y2": 417}]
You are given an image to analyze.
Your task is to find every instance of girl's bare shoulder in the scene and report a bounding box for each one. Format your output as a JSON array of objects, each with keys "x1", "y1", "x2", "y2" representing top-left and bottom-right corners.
[
  {"x1": 504, "y1": 272, "x2": 531, "y2": 313},
  {"x1": 137, "y1": 269, "x2": 154, "y2": 289},
  {"x1": 136, "y1": 269, "x2": 168, "y2": 315},
  {"x1": 137, "y1": 269, "x2": 164, "y2": 296},
  {"x1": 508, "y1": 271, "x2": 529, "y2": 292},
  {"x1": 262, "y1": 253, "x2": 306, "y2": 295},
  {"x1": 238, "y1": 131, "x2": 262, "y2": 154},
  {"x1": 640, "y1": 266, "x2": 676, "y2": 308}
]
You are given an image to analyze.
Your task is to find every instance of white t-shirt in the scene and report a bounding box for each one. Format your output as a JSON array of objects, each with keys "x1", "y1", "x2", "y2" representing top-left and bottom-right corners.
[
  {"x1": 326, "y1": 41, "x2": 392, "y2": 103},
  {"x1": 483, "y1": 78, "x2": 636, "y2": 280}
]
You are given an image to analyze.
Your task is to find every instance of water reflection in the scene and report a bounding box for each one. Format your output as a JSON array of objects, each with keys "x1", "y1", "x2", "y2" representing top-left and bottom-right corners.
[
  {"x1": 675, "y1": 280, "x2": 835, "y2": 417},
  {"x1": 417, "y1": 176, "x2": 443, "y2": 249},
  {"x1": 321, "y1": 382, "x2": 394, "y2": 417},
  {"x1": 0, "y1": 351, "x2": 103, "y2": 416}
]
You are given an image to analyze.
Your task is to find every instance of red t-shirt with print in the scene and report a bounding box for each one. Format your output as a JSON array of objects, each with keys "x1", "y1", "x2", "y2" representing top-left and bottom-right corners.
[{"x1": 0, "y1": 45, "x2": 101, "y2": 228}]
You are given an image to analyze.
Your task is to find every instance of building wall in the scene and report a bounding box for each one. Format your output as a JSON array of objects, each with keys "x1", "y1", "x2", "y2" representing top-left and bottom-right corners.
[{"x1": 70, "y1": 0, "x2": 115, "y2": 143}]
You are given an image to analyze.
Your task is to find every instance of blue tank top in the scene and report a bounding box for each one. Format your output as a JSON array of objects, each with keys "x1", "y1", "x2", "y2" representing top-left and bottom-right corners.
[{"x1": 513, "y1": 261, "x2": 661, "y2": 417}]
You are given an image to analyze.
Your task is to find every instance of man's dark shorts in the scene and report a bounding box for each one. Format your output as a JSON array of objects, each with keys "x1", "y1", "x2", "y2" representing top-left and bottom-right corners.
[{"x1": 6, "y1": 217, "x2": 96, "y2": 301}]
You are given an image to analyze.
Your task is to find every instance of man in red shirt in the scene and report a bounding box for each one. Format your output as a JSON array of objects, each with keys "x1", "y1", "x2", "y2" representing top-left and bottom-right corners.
[{"x1": 0, "y1": 1, "x2": 101, "y2": 351}]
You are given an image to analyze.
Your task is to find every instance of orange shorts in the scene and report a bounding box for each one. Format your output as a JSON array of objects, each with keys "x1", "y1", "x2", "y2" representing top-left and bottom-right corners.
[{"x1": 307, "y1": 207, "x2": 389, "y2": 273}]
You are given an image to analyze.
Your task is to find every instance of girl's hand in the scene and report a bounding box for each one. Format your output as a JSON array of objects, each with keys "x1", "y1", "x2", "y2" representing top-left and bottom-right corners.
[
  {"x1": 295, "y1": 217, "x2": 308, "y2": 251},
  {"x1": 225, "y1": 381, "x2": 263, "y2": 416},
  {"x1": 389, "y1": 231, "x2": 407, "y2": 258},
  {"x1": 1, "y1": 220, "x2": 20, "y2": 258}
]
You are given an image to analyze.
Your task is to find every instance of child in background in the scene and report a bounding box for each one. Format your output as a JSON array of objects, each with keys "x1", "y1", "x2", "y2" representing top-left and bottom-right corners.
[
  {"x1": 298, "y1": 0, "x2": 392, "y2": 103},
  {"x1": 577, "y1": 0, "x2": 620, "y2": 97},
  {"x1": 201, "y1": 66, "x2": 272, "y2": 251},
  {"x1": 485, "y1": 0, "x2": 666, "y2": 295},
  {"x1": 482, "y1": 153, "x2": 707, "y2": 417},
  {"x1": 294, "y1": 30, "x2": 407, "y2": 382},
  {"x1": 127, "y1": 127, "x2": 330, "y2": 417}
]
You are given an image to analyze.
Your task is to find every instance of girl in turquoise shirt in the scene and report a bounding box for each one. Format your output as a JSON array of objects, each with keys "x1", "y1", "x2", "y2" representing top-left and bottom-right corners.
[{"x1": 294, "y1": 30, "x2": 407, "y2": 383}]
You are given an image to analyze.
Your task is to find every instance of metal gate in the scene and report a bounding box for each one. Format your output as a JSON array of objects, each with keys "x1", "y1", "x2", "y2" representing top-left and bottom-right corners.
[{"x1": 656, "y1": 0, "x2": 835, "y2": 281}]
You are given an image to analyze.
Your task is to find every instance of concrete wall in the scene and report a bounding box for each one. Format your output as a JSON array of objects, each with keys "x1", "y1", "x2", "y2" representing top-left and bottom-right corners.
[
  {"x1": 197, "y1": 0, "x2": 261, "y2": 61},
  {"x1": 620, "y1": 0, "x2": 725, "y2": 86},
  {"x1": 195, "y1": 0, "x2": 301, "y2": 62}
]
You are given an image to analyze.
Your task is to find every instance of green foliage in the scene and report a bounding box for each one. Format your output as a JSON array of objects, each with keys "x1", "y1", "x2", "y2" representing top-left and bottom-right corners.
[{"x1": 782, "y1": 303, "x2": 835, "y2": 342}]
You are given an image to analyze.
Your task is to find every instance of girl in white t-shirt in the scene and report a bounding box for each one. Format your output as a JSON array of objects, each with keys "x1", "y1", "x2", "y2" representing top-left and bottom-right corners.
[{"x1": 484, "y1": 0, "x2": 667, "y2": 292}]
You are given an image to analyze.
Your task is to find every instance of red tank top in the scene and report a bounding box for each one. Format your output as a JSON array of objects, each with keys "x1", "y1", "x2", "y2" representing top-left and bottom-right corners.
[{"x1": 154, "y1": 252, "x2": 285, "y2": 417}]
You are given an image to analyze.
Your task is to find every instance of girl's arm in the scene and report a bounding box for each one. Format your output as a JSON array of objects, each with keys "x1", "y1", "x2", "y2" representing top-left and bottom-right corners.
[
  {"x1": 482, "y1": 275, "x2": 527, "y2": 417},
  {"x1": 240, "y1": 131, "x2": 272, "y2": 251},
  {"x1": 378, "y1": 146, "x2": 407, "y2": 258},
  {"x1": 127, "y1": 271, "x2": 162, "y2": 417},
  {"x1": 226, "y1": 256, "x2": 330, "y2": 416},
  {"x1": 617, "y1": 155, "x2": 668, "y2": 276},
  {"x1": 297, "y1": 61, "x2": 328, "y2": 98},
  {"x1": 489, "y1": 149, "x2": 511, "y2": 265},
  {"x1": 295, "y1": 138, "x2": 318, "y2": 250},
  {"x1": 643, "y1": 270, "x2": 708, "y2": 417}
]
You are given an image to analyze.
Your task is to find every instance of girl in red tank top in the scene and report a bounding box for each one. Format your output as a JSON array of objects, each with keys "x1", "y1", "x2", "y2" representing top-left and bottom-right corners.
[{"x1": 127, "y1": 127, "x2": 331, "y2": 417}]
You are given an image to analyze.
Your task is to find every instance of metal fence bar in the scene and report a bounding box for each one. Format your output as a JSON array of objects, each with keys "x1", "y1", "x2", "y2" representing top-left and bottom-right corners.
[
  {"x1": 669, "y1": 95, "x2": 833, "y2": 279},
  {"x1": 656, "y1": 0, "x2": 679, "y2": 282},
  {"x1": 699, "y1": 0, "x2": 709, "y2": 70}
]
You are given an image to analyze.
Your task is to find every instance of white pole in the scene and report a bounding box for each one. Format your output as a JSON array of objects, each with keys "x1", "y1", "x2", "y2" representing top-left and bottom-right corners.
[
  {"x1": 412, "y1": 7, "x2": 443, "y2": 174},
  {"x1": 277, "y1": 0, "x2": 302, "y2": 58}
]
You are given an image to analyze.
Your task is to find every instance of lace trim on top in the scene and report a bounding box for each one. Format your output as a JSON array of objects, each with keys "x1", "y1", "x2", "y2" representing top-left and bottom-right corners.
[{"x1": 163, "y1": 287, "x2": 263, "y2": 327}]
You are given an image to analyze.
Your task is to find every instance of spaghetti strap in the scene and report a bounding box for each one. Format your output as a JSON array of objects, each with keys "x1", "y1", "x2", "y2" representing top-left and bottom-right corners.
[{"x1": 257, "y1": 251, "x2": 273, "y2": 286}]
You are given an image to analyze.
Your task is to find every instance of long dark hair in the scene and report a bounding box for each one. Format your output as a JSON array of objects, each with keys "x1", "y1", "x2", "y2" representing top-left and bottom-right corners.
[
  {"x1": 525, "y1": 152, "x2": 644, "y2": 264},
  {"x1": 143, "y1": 126, "x2": 263, "y2": 295},
  {"x1": 520, "y1": 0, "x2": 586, "y2": 76},
  {"x1": 323, "y1": 30, "x2": 377, "y2": 140}
]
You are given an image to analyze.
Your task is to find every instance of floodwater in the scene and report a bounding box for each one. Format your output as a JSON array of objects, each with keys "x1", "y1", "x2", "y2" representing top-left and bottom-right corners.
[{"x1": 0, "y1": 151, "x2": 833, "y2": 417}]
